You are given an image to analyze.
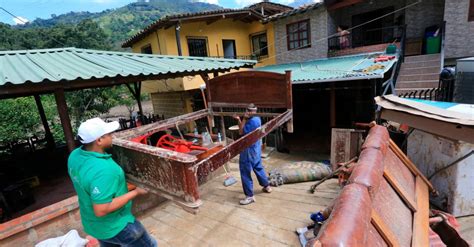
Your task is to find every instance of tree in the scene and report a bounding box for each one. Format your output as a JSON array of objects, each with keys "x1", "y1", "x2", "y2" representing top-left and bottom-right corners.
[{"x1": 0, "y1": 97, "x2": 42, "y2": 144}]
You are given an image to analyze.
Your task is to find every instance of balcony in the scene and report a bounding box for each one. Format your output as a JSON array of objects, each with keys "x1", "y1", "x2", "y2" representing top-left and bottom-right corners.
[{"x1": 328, "y1": 25, "x2": 405, "y2": 57}]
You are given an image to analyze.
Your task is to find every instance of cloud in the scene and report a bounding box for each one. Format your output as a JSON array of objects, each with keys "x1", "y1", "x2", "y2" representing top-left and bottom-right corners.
[
  {"x1": 194, "y1": 0, "x2": 219, "y2": 4},
  {"x1": 278, "y1": 0, "x2": 296, "y2": 4},
  {"x1": 234, "y1": 0, "x2": 259, "y2": 6},
  {"x1": 13, "y1": 16, "x2": 29, "y2": 25}
]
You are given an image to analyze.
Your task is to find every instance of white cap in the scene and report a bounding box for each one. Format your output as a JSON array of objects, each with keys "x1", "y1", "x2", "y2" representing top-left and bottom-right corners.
[{"x1": 77, "y1": 118, "x2": 120, "y2": 144}]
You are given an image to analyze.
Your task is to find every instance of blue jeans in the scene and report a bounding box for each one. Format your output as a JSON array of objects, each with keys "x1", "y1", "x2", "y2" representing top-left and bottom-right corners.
[{"x1": 99, "y1": 220, "x2": 157, "y2": 247}]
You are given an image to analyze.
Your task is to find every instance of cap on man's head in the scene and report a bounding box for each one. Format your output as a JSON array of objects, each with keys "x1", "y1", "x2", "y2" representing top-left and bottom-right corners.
[
  {"x1": 77, "y1": 118, "x2": 120, "y2": 144},
  {"x1": 247, "y1": 103, "x2": 257, "y2": 111}
]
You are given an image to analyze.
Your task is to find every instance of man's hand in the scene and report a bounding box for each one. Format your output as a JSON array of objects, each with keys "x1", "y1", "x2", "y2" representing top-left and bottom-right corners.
[
  {"x1": 233, "y1": 115, "x2": 241, "y2": 121},
  {"x1": 93, "y1": 186, "x2": 147, "y2": 217},
  {"x1": 134, "y1": 187, "x2": 148, "y2": 195}
]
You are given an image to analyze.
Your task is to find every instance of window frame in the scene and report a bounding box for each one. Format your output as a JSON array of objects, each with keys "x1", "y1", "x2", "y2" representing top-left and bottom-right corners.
[
  {"x1": 286, "y1": 19, "x2": 311, "y2": 51},
  {"x1": 250, "y1": 32, "x2": 269, "y2": 58},
  {"x1": 469, "y1": 0, "x2": 474, "y2": 22},
  {"x1": 186, "y1": 36, "x2": 209, "y2": 57},
  {"x1": 140, "y1": 44, "x2": 153, "y2": 54}
]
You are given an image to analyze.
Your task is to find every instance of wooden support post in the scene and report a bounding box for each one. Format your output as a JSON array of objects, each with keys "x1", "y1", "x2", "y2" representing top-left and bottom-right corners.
[
  {"x1": 54, "y1": 89, "x2": 75, "y2": 152},
  {"x1": 285, "y1": 70, "x2": 294, "y2": 133},
  {"x1": 126, "y1": 82, "x2": 143, "y2": 118},
  {"x1": 330, "y1": 83, "x2": 336, "y2": 128},
  {"x1": 199, "y1": 73, "x2": 214, "y2": 134},
  {"x1": 219, "y1": 107, "x2": 226, "y2": 143},
  {"x1": 175, "y1": 23, "x2": 182, "y2": 56},
  {"x1": 34, "y1": 94, "x2": 55, "y2": 149},
  {"x1": 135, "y1": 82, "x2": 143, "y2": 116}
]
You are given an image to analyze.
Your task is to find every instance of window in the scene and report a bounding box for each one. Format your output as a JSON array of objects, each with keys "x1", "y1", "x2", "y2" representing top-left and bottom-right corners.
[
  {"x1": 187, "y1": 38, "x2": 208, "y2": 57},
  {"x1": 469, "y1": 0, "x2": 474, "y2": 22},
  {"x1": 286, "y1": 20, "x2": 311, "y2": 50},
  {"x1": 140, "y1": 44, "x2": 153, "y2": 54},
  {"x1": 251, "y1": 33, "x2": 268, "y2": 57}
]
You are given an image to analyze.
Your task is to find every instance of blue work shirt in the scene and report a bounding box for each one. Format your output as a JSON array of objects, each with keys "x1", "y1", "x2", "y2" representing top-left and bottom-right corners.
[{"x1": 240, "y1": 116, "x2": 262, "y2": 164}]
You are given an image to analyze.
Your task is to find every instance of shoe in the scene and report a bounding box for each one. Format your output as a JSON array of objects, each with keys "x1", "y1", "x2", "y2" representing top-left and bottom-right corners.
[
  {"x1": 240, "y1": 196, "x2": 256, "y2": 205},
  {"x1": 262, "y1": 186, "x2": 272, "y2": 193}
]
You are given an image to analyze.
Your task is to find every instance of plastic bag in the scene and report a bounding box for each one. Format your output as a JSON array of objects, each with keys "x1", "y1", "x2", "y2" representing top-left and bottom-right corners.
[{"x1": 35, "y1": 229, "x2": 88, "y2": 247}]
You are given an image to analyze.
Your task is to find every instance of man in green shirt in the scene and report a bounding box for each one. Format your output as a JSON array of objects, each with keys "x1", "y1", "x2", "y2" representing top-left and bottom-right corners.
[{"x1": 68, "y1": 117, "x2": 157, "y2": 247}]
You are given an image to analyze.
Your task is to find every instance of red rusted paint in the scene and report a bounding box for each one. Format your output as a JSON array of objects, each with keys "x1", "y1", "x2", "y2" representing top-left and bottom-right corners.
[{"x1": 308, "y1": 124, "x2": 434, "y2": 247}]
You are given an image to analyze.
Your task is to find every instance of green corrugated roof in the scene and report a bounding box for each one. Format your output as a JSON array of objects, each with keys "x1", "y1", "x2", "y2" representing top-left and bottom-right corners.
[
  {"x1": 256, "y1": 52, "x2": 397, "y2": 84},
  {"x1": 0, "y1": 47, "x2": 256, "y2": 86}
]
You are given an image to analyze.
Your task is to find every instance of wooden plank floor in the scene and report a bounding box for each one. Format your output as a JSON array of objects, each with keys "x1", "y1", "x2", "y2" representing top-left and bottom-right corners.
[{"x1": 137, "y1": 152, "x2": 340, "y2": 247}]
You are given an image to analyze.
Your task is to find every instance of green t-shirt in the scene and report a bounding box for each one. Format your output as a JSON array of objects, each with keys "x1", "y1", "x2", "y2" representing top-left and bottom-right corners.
[{"x1": 67, "y1": 146, "x2": 135, "y2": 240}]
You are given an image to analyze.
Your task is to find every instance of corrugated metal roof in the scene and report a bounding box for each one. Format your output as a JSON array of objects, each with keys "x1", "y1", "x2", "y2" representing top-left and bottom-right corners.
[
  {"x1": 0, "y1": 47, "x2": 256, "y2": 86},
  {"x1": 264, "y1": 2, "x2": 323, "y2": 23},
  {"x1": 255, "y1": 53, "x2": 397, "y2": 84}
]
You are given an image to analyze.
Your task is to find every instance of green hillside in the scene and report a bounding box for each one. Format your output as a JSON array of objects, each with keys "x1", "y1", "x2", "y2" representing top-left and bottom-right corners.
[{"x1": 20, "y1": 0, "x2": 222, "y2": 49}]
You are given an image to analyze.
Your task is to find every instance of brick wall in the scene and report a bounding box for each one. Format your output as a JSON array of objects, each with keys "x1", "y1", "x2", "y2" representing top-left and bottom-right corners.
[
  {"x1": 274, "y1": 6, "x2": 328, "y2": 64},
  {"x1": 0, "y1": 196, "x2": 82, "y2": 246},
  {"x1": 444, "y1": 0, "x2": 474, "y2": 59},
  {"x1": 150, "y1": 91, "x2": 193, "y2": 119},
  {"x1": 0, "y1": 194, "x2": 166, "y2": 246},
  {"x1": 405, "y1": 0, "x2": 445, "y2": 39}
]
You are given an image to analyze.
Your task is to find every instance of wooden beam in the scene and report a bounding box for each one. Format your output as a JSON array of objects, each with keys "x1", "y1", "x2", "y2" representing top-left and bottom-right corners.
[
  {"x1": 330, "y1": 83, "x2": 336, "y2": 128},
  {"x1": 383, "y1": 168, "x2": 417, "y2": 212},
  {"x1": 327, "y1": 0, "x2": 364, "y2": 11},
  {"x1": 34, "y1": 95, "x2": 55, "y2": 149},
  {"x1": 206, "y1": 17, "x2": 221, "y2": 25},
  {"x1": 175, "y1": 23, "x2": 182, "y2": 56},
  {"x1": 371, "y1": 209, "x2": 401, "y2": 247},
  {"x1": 412, "y1": 176, "x2": 430, "y2": 247},
  {"x1": 388, "y1": 139, "x2": 436, "y2": 194},
  {"x1": 199, "y1": 73, "x2": 214, "y2": 134},
  {"x1": 232, "y1": 13, "x2": 251, "y2": 22},
  {"x1": 54, "y1": 89, "x2": 75, "y2": 152},
  {"x1": 135, "y1": 82, "x2": 143, "y2": 115}
]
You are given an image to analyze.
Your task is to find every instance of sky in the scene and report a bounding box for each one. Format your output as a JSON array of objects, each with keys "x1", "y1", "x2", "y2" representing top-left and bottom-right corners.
[{"x1": 0, "y1": 0, "x2": 303, "y2": 25}]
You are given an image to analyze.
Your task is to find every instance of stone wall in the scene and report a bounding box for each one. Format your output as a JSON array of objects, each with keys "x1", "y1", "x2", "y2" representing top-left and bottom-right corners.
[
  {"x1": 444, "y1": 0, "x2": 474, "y2": 59},
  {"x1": 405, "y1": 0, "x2": 445, "y2": 39},
  {"x1": 327, "y1": 0, "x2": 444, "y2": 51},
  {"x1": 273, "y1": 6, "x2": 328, "y2": 64}
]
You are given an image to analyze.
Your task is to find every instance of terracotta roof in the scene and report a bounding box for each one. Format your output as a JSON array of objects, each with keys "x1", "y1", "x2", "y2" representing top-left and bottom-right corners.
[
  {"x1": 247, "y1": 1, "x2": 293, "y2": 12},
  {"x1": 122, "y1": 8, "x2": 264, "y2": 48},
  {"x1": 264, "y1": 2, "x2": 323, "y2": 23}
]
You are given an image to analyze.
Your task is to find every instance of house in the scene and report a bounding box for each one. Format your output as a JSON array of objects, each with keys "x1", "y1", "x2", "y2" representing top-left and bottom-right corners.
[
  {"x1": 266, "y1": 0, "x2": 473, "y2": 92},
  {"x1": 121, "y1": 2, "x2": 292, "y2": 120},
  {"x1": 254, "y1": 0, "x2": 474, "y2": 151}
]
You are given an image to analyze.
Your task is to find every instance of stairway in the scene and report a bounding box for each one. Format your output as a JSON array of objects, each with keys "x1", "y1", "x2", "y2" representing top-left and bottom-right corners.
[{"x1": 395, "y1": 54, "x2": 441, "y2": 96}]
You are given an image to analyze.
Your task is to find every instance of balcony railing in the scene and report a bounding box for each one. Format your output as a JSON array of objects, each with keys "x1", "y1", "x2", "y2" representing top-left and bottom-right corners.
[
  {"x1": 208, "y1": 55, "x2": 263, "y2": 61},
  {"x1": 328, "y1": 25, "x2": 405, "y2": 52}
]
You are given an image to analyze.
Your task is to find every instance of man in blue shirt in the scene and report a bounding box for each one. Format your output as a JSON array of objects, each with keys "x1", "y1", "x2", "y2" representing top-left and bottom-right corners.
[{"x1": 234, "y1": 104, "x2": 272, "y2": 205}]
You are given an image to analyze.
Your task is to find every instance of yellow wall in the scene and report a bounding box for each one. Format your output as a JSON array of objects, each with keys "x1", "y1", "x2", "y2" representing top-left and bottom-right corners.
[{"x1": 131, "y1": 18, "x2": 277, "y2": 94}]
